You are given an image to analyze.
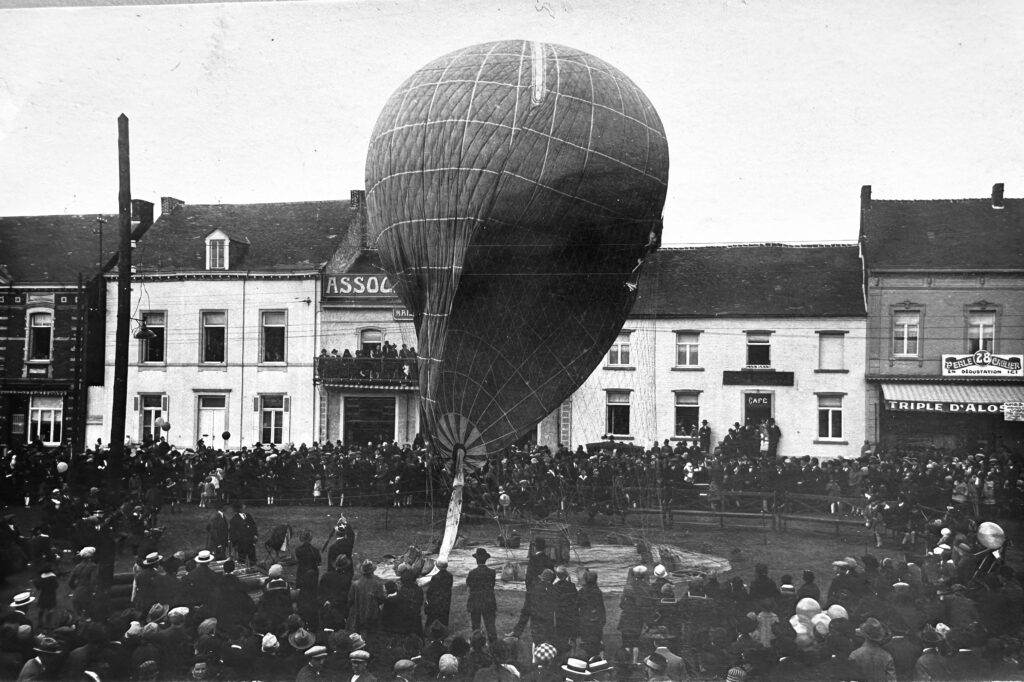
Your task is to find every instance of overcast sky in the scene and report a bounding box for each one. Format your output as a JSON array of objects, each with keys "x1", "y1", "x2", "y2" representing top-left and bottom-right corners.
[{"x1": 2, "y1": 0, "x2": 1022, "y2": 244}]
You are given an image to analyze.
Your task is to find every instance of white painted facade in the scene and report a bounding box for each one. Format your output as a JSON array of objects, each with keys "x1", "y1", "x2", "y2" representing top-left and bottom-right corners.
[
  {"x1": 317, "y1": 302, "x2": 420, "y2": 445},
  {"x1": 89, "y1": 273, "x2": 322, "y2": 450},
  {"x1": 566, "y1": 316, "x2": 868, "y2": 459}
]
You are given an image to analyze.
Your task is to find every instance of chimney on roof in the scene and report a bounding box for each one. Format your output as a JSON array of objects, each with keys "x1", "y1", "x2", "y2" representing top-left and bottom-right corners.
[
  {"x1": 860, "y1": 185, "x2": 871, "y2": 210},
  {"x1": 161, "y1": 197, "x2": 184, "y2": 215},
  {"x1": 351, "y1": 189, "x2": 368, "y2": 249},
  {"x1": 992, "y1": 183, "x2": 1004, "y2": 209},
  {"x1": 350, "y1": 190, "x2": 365, "y2": 212}
]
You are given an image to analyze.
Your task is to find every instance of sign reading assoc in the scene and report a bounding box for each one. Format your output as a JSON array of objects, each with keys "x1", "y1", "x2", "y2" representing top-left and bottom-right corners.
[
  {"x1": 323, "y1": 274, "x2": 395, "y2": 298},
  {"x1": 942, "y1": 351, "x2": 1022, "y2": 377}
]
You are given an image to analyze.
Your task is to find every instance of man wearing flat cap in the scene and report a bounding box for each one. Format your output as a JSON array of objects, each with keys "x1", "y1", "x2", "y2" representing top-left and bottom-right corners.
[
  {"x1": 295, "y1": 645, "x2": 330, "y2": 682},
  {"x1": 348, "y1": 649, "x2": 376, "y2": 682}
]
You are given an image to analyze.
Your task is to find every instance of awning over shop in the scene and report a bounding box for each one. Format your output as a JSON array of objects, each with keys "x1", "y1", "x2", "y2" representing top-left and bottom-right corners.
[{"x1": 881, "y1": 382, "x2": 1024, "y2": 413}]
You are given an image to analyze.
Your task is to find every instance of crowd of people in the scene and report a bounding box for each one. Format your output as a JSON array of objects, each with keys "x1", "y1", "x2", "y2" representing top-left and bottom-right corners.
[
  {"x1": 1, "y1": 426, "x2": 1021, "y2": 680},
  {"x1": 0, "y1": 505, "x2": 1021, "y2": 681}
]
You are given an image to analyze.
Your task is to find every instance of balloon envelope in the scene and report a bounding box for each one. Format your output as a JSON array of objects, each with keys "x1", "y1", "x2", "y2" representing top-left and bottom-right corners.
[
  {"x1": 56, "y1": 461, "x2": 68, "y2": 474},
  {"x1": 977, "y1": 521, "x2": 1005, "y2": 549},
  {"x1": 161, "y1": 422, "x2": 171, "y2": 432},
  {"x1": 222, "y1": 431, "x2": 231, "y2": 441},
  {"x1": 366, "y1": 40, "x2": 669, "y2": 469},
  {"x1": 154, "y1": 417, "x2": 165, "y2": 428}
]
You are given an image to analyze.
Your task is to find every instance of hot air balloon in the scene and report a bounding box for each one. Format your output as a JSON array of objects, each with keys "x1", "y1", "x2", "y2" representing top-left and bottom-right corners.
[
  {"x1": 367, "y1": 40, "x2": 668, "y2": 468},
  {"x1": 367, "y1": 40, "x2": 668, "y2": 566}
]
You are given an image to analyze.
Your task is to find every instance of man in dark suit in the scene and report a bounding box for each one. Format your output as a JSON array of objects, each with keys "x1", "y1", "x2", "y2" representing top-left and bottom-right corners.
[
  {"x1": 206, "y1": 503, "x2": 230, "y2": 560},
  {"x1": 466, "y1": 548, "x2": 497, "y2": 643},
  {"x1": 767, "y1": 418, "x2": 782, "y2": 458},
  {"x1": 228, "y1": 502, "x2": 258, "y2": 564},
  {"x1": 424, "y1": 558, "x2": 454, "y2": 629}
]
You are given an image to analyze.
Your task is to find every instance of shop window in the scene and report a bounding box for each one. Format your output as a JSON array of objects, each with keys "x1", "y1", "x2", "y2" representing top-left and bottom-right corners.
[
  {"x1": 258, "y1": 394, "x2": 289, "y2": 444},
  {"x1": 606, "y1": 390, "x2": 631, "y2": 436},
  {"x1": 202, "y1": 311, "x2": 227, "y2": 363},
  {"x1": 818, "y1": 332, "x2": 845, "y2": 370},
  {"x1": 607, "y1": 332, "x2": 632, "y2": 367},
  {"x1": 817, "y1": 394, "x2": 844, "y2": 440},
  {"x1": 967, "y1": 311, "x2": 995, "y2": 354},
  {"x1": 746, "y1": 332, "x2": 772, "y2": 367},
  {"x1": 28, "y1": 311, "x2": 53, "y2": 361},
  {"x1": 261, "y1": 311, "x2": 286, "y2": 363},
  {"x1": 893, "y1": 311, "x2": 920, "y2": 357},
  {"x1": 674, "y1": 392, "x2": 700, "y2": 437},
  {"x1": 140, "y1": 311, "x2": 166, "y2": 363},
  {"x1": 29, "y1": 396, "x2": 63, "y2": 445},
  {"x1": 675, "y1": 332, "x2": 700, "y2": 367}
]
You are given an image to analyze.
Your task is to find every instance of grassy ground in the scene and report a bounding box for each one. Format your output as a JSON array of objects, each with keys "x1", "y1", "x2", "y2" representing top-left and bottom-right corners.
[{"x1": 5, "y1": 501, "x2": 1022, "y2": 652}]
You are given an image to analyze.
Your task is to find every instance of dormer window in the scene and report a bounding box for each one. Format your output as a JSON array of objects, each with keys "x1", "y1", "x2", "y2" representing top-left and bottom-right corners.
[{"x1": 205, "y1": 230, "x2": 230, "y2": 270}]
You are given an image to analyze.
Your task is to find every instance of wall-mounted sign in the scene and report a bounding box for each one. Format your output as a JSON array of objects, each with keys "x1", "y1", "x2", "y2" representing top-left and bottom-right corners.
[
  {"x1": 1005, "y1": 402, "x2": 1024, "y2": 422},
  {"x1": 723, "y1": 371, "x2": 794, "y2": 386},
  {"x1": 942, "y1": 352, "x2": 1022, "y2": 377},
  {"x1": 323, "y1": 274, "x2": 397, "y2": 298},
  {"x1": 886, "y1": 400, "x2": 1006, "y2": 413},
  {"x1": 393, "y1": 308, "x2": 414, "y2": 321}
]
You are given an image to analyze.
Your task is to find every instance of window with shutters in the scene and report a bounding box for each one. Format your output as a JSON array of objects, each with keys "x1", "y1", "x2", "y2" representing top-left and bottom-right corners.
[
  {"x1": 261, "y1": 310, "x2": 286, "y2": 363},
  {"x1": 138, "y1": 394, "x2": 167, "y2": 442},
  {"x1": 258, "y1": 394, "x2": 289, "y2": 444}
]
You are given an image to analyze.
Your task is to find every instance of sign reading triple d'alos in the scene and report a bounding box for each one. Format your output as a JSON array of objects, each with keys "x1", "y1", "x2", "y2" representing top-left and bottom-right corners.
[
  {"x1": 886, "y1": 400, "x2": 1007, "y2": 413},
  {"x1": 323, "y1": 274, "x2": 396, "y2": 298}
]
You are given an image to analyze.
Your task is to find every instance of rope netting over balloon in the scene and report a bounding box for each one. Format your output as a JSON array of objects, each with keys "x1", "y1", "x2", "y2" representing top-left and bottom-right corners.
[{"x1": 366, "y1": 40, "x2": 669, "y2": 478}]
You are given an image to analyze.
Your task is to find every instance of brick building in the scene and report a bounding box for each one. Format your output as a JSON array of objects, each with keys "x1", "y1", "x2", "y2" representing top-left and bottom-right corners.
[
  {"x1": 861, "y1": 184, "x2": 1024, "y2": 452},
  {"x1": 0, "y1": 214, "x2": 116, "y2": 451}
]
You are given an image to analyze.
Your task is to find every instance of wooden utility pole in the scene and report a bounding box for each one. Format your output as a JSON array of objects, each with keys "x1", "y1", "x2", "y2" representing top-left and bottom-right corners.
[{"x1": 108, "y1": 114, "x2": 132, "y2": 488}]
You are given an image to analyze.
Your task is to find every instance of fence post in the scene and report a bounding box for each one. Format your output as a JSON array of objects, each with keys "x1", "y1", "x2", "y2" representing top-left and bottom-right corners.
[{"x1": 719, "y1": 492, "x2": 726, "y2": 528}]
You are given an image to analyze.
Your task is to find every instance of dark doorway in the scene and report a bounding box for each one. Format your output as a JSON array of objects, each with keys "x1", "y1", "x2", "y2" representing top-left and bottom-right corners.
[
  {"x1": 744, "y1": 392, "x2": 773, "y2": 426},
  {"x1": 344, "y1": 397, "x2": 396, "y2": 446}
]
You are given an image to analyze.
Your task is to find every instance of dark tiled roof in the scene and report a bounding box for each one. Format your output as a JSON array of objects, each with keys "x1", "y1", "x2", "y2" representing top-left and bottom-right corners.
[
  {"x1": 0, "y1": 214, "x2": 119, "y2": 284},
  {"x1": 862, "y1": 198, "x2": 1024, "y2": 270},
  {"x1": 632, "y1": 244, "x2": 864, "y2": 317},
  {"x1": 135, "y1": 200, "x2": 361, "y2": 273}
]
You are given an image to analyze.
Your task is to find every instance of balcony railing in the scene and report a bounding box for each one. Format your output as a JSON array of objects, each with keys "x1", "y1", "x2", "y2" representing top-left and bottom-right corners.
[{"x1": 315, "y1": 355, "x2": 419, "y2": 387}]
